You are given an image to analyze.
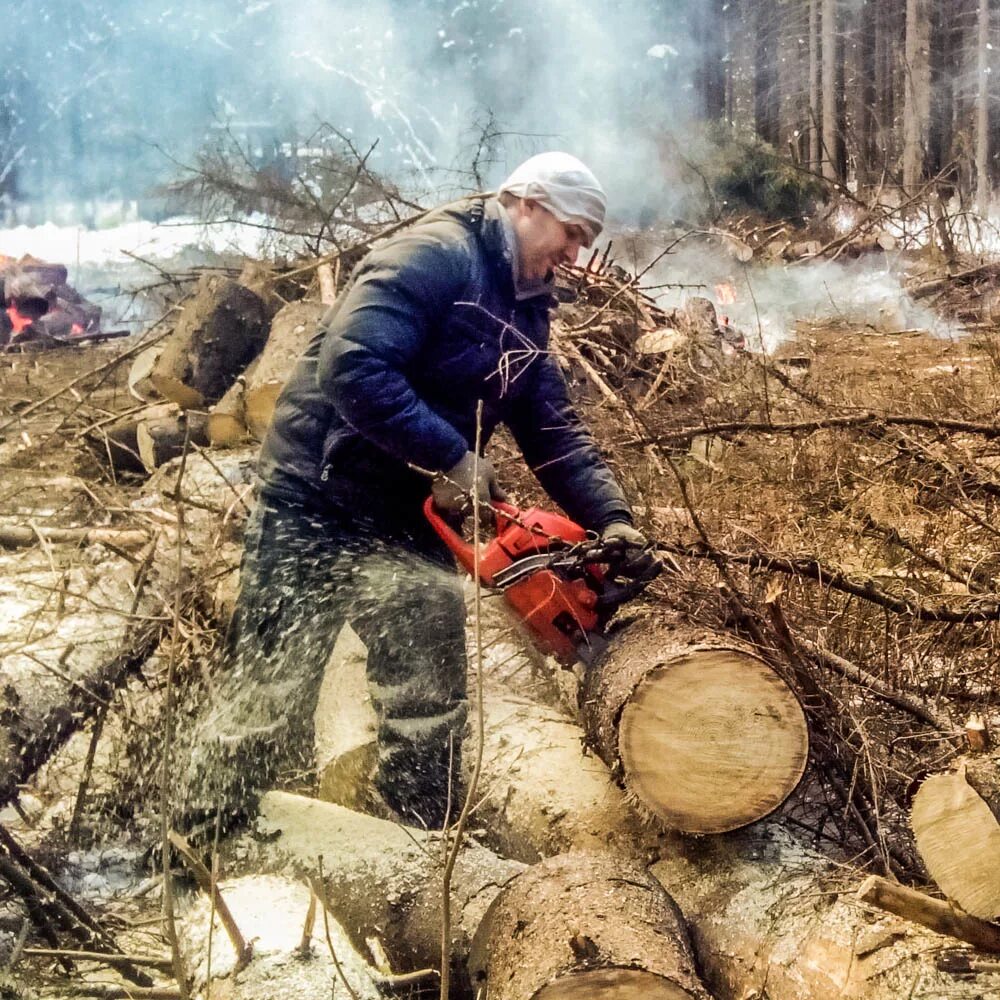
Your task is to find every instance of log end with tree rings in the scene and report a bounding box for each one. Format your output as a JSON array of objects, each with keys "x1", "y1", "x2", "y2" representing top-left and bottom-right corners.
[
  {"x1": 912, "y1": 763, "x2": 1000, "y2": 919},
  {"x1": 584, "y1": 620, "x2": 808, "y2": 834},
  {"x1": 467, "y1": 852, "x2": 712, "y2": 1000}
]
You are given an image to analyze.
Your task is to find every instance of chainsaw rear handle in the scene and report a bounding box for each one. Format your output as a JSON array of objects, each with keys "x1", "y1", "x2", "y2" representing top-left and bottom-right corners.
[{"x1": 422, "y1": 495, "x2": 520, "y2": 582}]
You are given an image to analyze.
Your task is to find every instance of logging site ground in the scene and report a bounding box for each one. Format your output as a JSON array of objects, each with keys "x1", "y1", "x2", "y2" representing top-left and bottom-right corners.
[{"x1": 3, "y1": 214, "x2": 1000, "y2": 1000}]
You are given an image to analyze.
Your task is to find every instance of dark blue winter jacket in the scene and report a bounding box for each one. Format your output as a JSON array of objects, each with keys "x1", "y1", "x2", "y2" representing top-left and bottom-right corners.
[{"x1": 257, "y1": 196, "x2": 633, "y2": 531}]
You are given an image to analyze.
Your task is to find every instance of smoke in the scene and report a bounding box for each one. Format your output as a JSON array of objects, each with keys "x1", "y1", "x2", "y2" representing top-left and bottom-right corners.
[
  {"x1": 621, "y1": 232, "x2": 965, "y2": 350},
  {"x1": 1, "y1": 0, "x2": 705, "y2": 222}
]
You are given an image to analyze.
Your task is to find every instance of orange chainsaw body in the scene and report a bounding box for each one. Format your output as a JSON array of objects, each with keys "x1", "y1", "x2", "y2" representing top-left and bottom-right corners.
[{"x1": 423, "y1": 497, "x2": 602, "y2": 664}]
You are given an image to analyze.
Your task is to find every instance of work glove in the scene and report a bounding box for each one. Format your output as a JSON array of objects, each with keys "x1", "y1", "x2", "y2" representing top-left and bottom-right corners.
[
  {"x1": 431, "y1": 451, "x2": 508, "y2": 516},
  {"x1": 600, "y1": 521, "x2": 661, "y2": 581}
]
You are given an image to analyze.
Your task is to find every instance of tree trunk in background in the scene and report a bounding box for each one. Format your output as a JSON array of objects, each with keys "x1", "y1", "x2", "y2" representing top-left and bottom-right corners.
[
  {"x1": 821, "y1": 0, "x2": 839, "y2": 181},
  {"x1": 700, "y1": 0, "x2": 727, "y2": 120},
  {"x1": 849, "y1": 0, "x2": 877, "y2": 190},
  {"x1": 755, "y1": 2, "x2": 780, "y2": 144},
  {"x1": 875, "y1": 0, "x2": 897, "y2": 175},
  {"x1": 977, "y1": 0, "x2": 991, "y2": 211},
  {"x1": 809, "y1": 0, "x2": 822, "y2": 171},
  {"x1": 778, "y1": 2, "x2": 809, "y2": 161},
  {"x1": 728, "y1": 0, "x2": 757, "y2": 130},
  {"x1": 903, "y1": 0, "x2": 932, "y2": 192}
]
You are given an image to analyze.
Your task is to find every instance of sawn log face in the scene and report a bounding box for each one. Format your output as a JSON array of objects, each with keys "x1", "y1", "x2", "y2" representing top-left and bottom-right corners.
[{"x1": 582, "y1": 616, "x2": 808, "y2": 833}]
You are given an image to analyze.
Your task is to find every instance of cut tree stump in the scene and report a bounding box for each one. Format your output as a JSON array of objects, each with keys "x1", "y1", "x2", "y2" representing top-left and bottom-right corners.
[
  {"x1": 911, "y1": 758, "x2": 1000, "y2": 918},
  {"x1": 583, "y1": 616, "x2": 809, "y2": 833},
  {"x1": 467, "y1": 852, "x2": 711, "y2": 1000},
  {"x1": 150, "y1": 275, "x2": 269, "y2": 409},
  {"x1": 243, "y1": 299, "x2": 325, "y2": 439}
]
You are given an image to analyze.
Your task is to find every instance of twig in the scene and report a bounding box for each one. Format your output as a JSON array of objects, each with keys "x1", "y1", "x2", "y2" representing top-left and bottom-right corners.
[
  {"x1": 161, "y1": 420, "x2": 192, "y2": 1000},
  {"x1": 22, "y1": 948, "x2": 173, "y2": 970},
  {"x1": 440, "y1": 400, "x2": 488, "y2": 1000},
  {"x1": 167, "y1": 832, "x2": 252, "y2": 973},
  {"x1": 311, "y1": 864, "x2": 360, "y2": 1000}
]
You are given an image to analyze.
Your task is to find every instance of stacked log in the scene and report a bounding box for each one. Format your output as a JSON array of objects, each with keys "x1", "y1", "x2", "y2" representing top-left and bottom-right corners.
[
  {"x1": 205, "y1": 357, "x2": 258, "y2": 447},
  {"x1": 150, "y1": 275, "x2": 269, "y2": 409}
]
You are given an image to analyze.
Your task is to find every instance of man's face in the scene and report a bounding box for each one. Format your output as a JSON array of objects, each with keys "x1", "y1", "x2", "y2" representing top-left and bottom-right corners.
[{"x1": 509, "y1": 199, "x2": 588, "y2": 281}]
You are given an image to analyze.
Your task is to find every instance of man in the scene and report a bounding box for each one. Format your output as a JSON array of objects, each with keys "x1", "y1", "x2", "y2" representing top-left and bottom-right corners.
[{"x1": 182, "y1": 152, "x2": 651, "y2": 830}]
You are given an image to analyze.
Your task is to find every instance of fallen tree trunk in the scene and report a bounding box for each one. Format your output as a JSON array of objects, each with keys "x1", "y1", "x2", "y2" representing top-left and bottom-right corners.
[
  {"x1": 257, "y1": 790, "x2": 525, "y2": 979},
  {"x1": 0, "y1": 615, "x2": 169, "y2": 809},
  {"x1": 467, "y1": 852, "x2": 711, "y2": 1000},
  {"x1": 0, "y1": 525, "x2": 148, "y2": 551},
  {"x1": 911, "y1": 758, "x2": 1000, "y2": 918},
  {"x1": 150, "y1": 275, "x2": 269, "y2": 409},
  {"x1": 243, "y1": 299, "x2": 324, "y2": 440},
  {"x1": 582, "y1": 615, "x2": 809, "y2": 833},
  {"x1": 257, "y1": 793, "x2": 710, "y2": 998}
]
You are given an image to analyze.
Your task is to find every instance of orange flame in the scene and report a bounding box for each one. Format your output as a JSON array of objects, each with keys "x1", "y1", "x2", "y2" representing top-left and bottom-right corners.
[{"x1": 715, "y1": 281, "x2": 737, "y2": 305}]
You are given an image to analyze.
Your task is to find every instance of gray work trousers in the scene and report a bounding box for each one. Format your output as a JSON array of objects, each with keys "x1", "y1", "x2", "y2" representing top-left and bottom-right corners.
[{"x1": 181, "y1": 489, "x2": 468, "y2": 829}]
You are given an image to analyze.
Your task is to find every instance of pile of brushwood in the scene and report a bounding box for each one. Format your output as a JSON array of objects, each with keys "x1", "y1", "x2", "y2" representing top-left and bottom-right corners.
[{"x1": 2, "y1": 187, "x2": 1000, "y2": 999}]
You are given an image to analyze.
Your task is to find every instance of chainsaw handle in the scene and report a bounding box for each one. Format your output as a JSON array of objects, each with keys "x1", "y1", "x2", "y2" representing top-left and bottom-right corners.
[{"x1": 422, "y1": 496, "x2": 522, "y2": 580}]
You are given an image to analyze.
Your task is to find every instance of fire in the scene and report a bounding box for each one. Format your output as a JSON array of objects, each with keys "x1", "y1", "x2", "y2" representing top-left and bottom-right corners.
[{"x1": 715, "y1": 281, "x2": 737, "y2": 305}]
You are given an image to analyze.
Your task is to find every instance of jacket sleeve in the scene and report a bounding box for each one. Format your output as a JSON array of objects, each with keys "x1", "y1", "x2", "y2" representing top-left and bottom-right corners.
[
  {"x1": 316, "y1": 233, "x2": 471, "y2": 473},
  {"x1": 505, "y1": 353, "x2": 634, "y2": 531}
]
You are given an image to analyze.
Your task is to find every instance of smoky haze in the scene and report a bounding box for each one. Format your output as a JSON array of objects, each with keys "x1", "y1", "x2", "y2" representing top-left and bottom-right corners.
[{"x1": 1, "y1": 0, "x2": 704, "y2": 223}]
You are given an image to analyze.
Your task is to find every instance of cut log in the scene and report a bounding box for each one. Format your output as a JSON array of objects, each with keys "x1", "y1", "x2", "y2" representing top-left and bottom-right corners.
[
  {"x1": 135, "y1": 410, "x2": 209, "y2": 472},
  {"x1": 257, "y1": 794, "x2": 710, "y2": 998},
  {"x1": 150, "y1": 275, "x2": 269, "y2": 409},
  {"x1": 243, "y1": 299, "x2": 325, "y2": 439},
  {"x1": 582, "y1": 616, "x2": 809, "y2": 833},
  {"x1": 89, "y1": 403, "x2": 178, "y2": 476},
  {"x1": 205, "y1": 357, "x2": 258, "y2": 447},
  {"x1": 912, "y1": 760, "x2": 1000, "y2": 919},
  {"x1": 314, "y1": 623, "x2": 377, "y2": 810},
  {"x1": 467, "y1": 852, "x2": 711, "y2": 1000}
]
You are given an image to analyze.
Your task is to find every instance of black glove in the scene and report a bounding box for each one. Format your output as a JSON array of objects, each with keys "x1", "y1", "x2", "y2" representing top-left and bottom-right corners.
[
  {"x1": 431, "y1": 451, "x2": 507, "y2": 515},
  {"x1": 600, "y1": 521, "x2": 661, "y2": 581}
]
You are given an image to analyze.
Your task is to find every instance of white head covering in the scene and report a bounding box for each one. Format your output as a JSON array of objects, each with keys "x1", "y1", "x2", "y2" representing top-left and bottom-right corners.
[{"x1": 498, "y1": 152, "x2": 606, "y2": 246}]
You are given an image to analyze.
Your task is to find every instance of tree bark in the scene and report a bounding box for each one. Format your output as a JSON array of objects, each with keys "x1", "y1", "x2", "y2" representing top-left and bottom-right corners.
[
  {"x1": 256, "y1": 790, "x2": 526, "y2": 979},
  {"x1": 468, "y1": 852, "x2": 711, "y2": 1000},
  {"x1": 903, "y1": 0, "x2": 932, "y2": 192},
  {"x1": 821, "y1": 0, "x2": 839, "y2": 182},
  {"x1": 150, "y1": 275, "x2": 269, "y2": 410},
  {"x1": 976, "y1": 0, "x2": 992, "y2": 211}
]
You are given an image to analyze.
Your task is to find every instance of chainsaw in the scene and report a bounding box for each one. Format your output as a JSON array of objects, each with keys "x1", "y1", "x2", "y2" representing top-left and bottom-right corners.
[{"x1": 423, "y1": 497, "x2": 657, "y2": 666}]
